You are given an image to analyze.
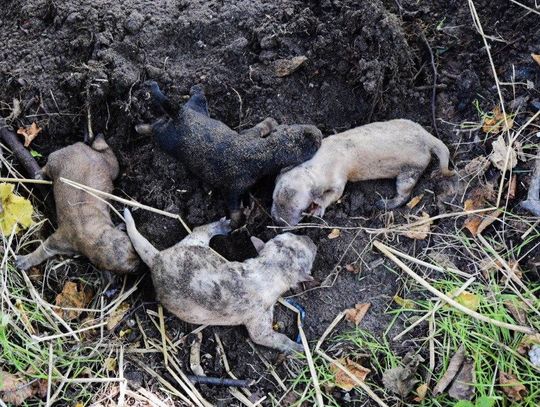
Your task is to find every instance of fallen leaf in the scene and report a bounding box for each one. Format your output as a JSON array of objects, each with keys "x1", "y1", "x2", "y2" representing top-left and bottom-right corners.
[
  {"x1": 344, "y1": 303, "x2": 370, "y2": 326},
  {"x1": 532, "y1": 54, "x2": 540, "y2": 67},
  {"x1": 433, "y1": 345, "x2": 466, "y2": 396},
  {"x1": 464, "y1": 208, "x2": 502, "y2": 236},
  {"x1": 514, "y1": 141, "x2": 527, "y2": 161},
  {"x1": 330, "y1": 358, "x2": 370, "y2": 391},
  {"x1": 382, "y1": 352, "x2": 424, "y2": 397},
  {"x1": 327, "y1": 228, "x2": 341, "y2": 239},
  {"x1": 274, "y1": 56, "x2": 307, "y2": 77},
  {"x1": 0, "y1": 183, "x2": 34, "y2": 235},
  {"x1": 106, "y1": 302, "x2": 130, "y2": 331},
  {"x1": 499, "y1": 371, "x2": 527, "y2": 402},
  {"x1": 451, "y1": 291, "x2": 480, "y2": 312},
  {"x1": 0, "y1": 371, "x2": 35, "y2": 405},
  {"x1": 448, "y1": 359, "x2": 475, "y2": 400},
  {"x1": 55, "y1": 281, "x2": 94, "y2": 321},
  {"x1": 463, "y1": 156, "x2": 491, "y2": 177},
  {"x1": 489, "y1": 135, "x2": 517, "y2": 171},
  {"x1": 345, "y1": 263, "x2": 361, "y2": 274},
  {"x1": 504, "y1": 301, "x2": 527, "y2": 325},
  {"x1": 393, "y1": 295, "x2": 416, "y2": 309},
  {"x1": 104, "y1": 357, "x2": 117, "y2": 372},
  {"x1": 30, "y1": 150, "x2": 42, "y2": 158},
  {"x1": 475, "y1": 396, "x2": 496, "y2": 407},
  {"x1": 517, "y1": 333, "x2": 540, "y2": 354},
  {"x1": 402, "y1": 211, "x2": 432, "y2": 240},
  {"x1": 507, "y1": 174, "x2": 517, "y2": 199},
  {"x1": 413, "y1": 383, "x2": 428, "y2": 402},
  {"x1": 16, "y1": 122, "x2": 42, "y2": 147},
  {"x1": 482, "y1": 106, "x2": 513, "y2": 134},
  {"x1": 74, "y1": 402, "x2": 84, "y2": 407},
  {"x1": 406, "y1": 194, "x2": 424, "y2": 209}
]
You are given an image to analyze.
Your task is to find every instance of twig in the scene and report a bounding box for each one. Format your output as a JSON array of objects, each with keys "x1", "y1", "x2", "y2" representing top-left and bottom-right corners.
[
  {"x1": 317, "y1": 350, "x2": 389, "y2": 407},
  {"x1": 46, "y1": 342, "x2": 53, "y2": 407},
  {"x1": 118, "y1": 346, "x2": 126, "y2": 407},
  {"x1": 158, "y1": 305, "x2": 169, "y2": 366},
  {"x1": 189, "y1": 332, "x2": 205, "y2": 376},
  {"x1": 246, "y1": 340, "x2": 287, "y2": 392},
  {"x1": 0, "y1": 177, "x2": 52, "y2": 184},
  {"x1": 0, "y1": 119, "x2": 43, "y2": 179},
  {"x1": 187, "y1": 376, "x2": 254, "y2": 387},
  {"x1": 297, "y1": 320, "x2": 324, "y2": 407},
  {"x1": 373, "y1": 240, "x2": 536, "y2": 334},
  {"x1": 314, "y1": 311, "x2": 345, "y2": 352}
]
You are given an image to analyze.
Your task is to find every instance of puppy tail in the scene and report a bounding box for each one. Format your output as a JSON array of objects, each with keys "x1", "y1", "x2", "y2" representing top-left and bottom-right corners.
[
  {"x1": 431, "y1": 138, "x2": 455, "y2": 177},
  {"x1": 123, "y1": 208, "x2": 159, "y2": 268},
  {"x1": 147, "y1": 81, "x2": 179, "y2": 118}
]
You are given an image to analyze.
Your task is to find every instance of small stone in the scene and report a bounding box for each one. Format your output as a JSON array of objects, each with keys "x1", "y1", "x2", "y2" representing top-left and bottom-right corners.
[{"x1": 124, "y1": 11, "x2": 144, "y2": 34}]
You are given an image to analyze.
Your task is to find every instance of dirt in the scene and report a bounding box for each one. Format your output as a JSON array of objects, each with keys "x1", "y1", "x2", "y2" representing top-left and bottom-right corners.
[{"x1": 1, "y1": 0, "x2": 539, "y2": 405}]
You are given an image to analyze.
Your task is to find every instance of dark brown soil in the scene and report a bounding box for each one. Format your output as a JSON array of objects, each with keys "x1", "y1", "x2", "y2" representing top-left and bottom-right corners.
[{"x1": 1, "y1": 0, "x2": 539, "y2": 405}]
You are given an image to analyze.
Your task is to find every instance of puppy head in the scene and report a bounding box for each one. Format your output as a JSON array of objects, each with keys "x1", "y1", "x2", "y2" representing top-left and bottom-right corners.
[
  {"x1": 271, "y1": 167, "x2": 325, "y2": 226},
  {"x1": 252, "y1": 233, "x2": 317, "y2": 286}
]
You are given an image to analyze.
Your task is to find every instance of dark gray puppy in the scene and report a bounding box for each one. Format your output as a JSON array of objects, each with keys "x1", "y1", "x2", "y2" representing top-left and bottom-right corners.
[
  {"x1": 123, "y1": 208, "x2": 317, "y2": 353},
  {"x1": 16, "y1": 136, "x2": 140, "y2": 274},
  {"x1": 136, "y1": 81, "x2": 322, "y2": 225}
]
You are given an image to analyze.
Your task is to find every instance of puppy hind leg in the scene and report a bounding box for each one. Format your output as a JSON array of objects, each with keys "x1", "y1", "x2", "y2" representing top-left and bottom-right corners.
[
  {"x1": 239, "y1": 118, "x2": 278, "y2": 138},
  {"x1": 377, "y1": 168, "x2": 423, "y2": 209},
  {"x1": 225, "y1": 191, "x2": 245, "y2": 229},
  {"x1": 185, "y1": 85, "x2": 209, "y2": 116},
  {"x1": 15, "y1": 232, "x2": 75, "y2": 270},
  {"x1": 245, "y1": 312, "x2": 303, "y2": 354},
  {"x1": 179, "y1": 218, "x2": 232, "y2": 247}
]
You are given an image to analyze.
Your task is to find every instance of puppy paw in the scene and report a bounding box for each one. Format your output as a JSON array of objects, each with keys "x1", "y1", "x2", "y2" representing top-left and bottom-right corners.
[
  {"x1": 215, "y1": 217, "x2": 232, "y2": 235},
  {"x1": 287, "y1": 342, "x2": 305, "y2": 355},
  {"x1": 15, "y1": 255, "x2": 32, "y2": 271}
]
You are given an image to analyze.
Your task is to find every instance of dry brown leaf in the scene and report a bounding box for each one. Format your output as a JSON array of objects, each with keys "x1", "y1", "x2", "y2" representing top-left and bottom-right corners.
[
  {"x1": 482, "y1": 106, "x2": 513, "y2": 134},
  {"x1": 448, "y1": 359, "x2": 475, "y2": 400},
  {"x1": 499, "y1": 371, "x2": 527, "y2": 402},
  {"x1": 55, "y1": 281, "x2": 94, "y2": 321},
  {"x1": 517, "y1": 333, "x2": 540, "y2": 355},
  {"x1": 16, "y1": 122, "x2": 42, "y2": 147},
  {"x1": 382, "y1": 352, "x2": 424, "y2": 397},
  {"x1": 344, "y1": 303, "x2": 371, "y2": 326},
  {"x1": 106, "y1": 302, "x2": 130, "y2": 331},
  {"x1": 327, "y1": 228, "x2": 341, "y2": 239},
  {"x1": 403, "y1": 211, "x2": 432, "y2": 240},
  {"x1": 406, "y1": 194, "x2": 424, "y2": 209},
  {"x1": 532, "y1": 53, "x2": 540, "y2": 67},
  {"x1": 413, "y1": 383, "x2": 428, "y2": 402},
  {"x1": 0, "y1": 371, "x2": 35, "y2": 405},
  {"x1": 433, "y1": 345, "x2": 466, "y2": 396},
  {"x1": 504, "y1": 300, "x2": 528, "y2": 325},
  {"x1": 330, "y1": 358, "x2": 370, "y2": 391},
  {"x1": 464, "y1": 208, "x2": 502, "y2": 236},
  {"x1": 507, "y1": 174, "x2": 517, "y2": 199},
  {"x1": 489, "y1": 135, "x2": 517, "y2": 171},
  {"x1": 274, "y1": 56, "x2": 307, "y2": 77},
  {"x1": 463, "y1": 155, "x2": 491, "y2": 176}
]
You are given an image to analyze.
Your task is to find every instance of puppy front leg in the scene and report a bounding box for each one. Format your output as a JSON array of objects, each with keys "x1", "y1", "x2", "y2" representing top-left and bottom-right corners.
[
  {"x1": 377, "y1": 167, "x2": 423, "y2": 209},
  {"x1": 239, "y1": 118, "x2": 278, "y2": 138},
  {"x1": 245, "y1": 310, "x2": 303, "y2": 354},
  {"x1": 179, "y1": 218, "x2": 231, "y2": 247},
  {"x1": 16, "y1": 232, "x2": 75, "y2": 270},
  {"x1": 311, "y1": 184, "x2": 345, "y2": 218}
]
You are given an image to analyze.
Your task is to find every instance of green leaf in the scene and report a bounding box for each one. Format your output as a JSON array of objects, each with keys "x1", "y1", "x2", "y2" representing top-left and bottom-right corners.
[
  {"x1": 30, "y1": 150, "x2": 42, "y2": 158},
  {"x1": 453, "y1": 401, "x2": 474, "y2": 407},
  {"x1": 475, "y1": 396, "x2": 496, "y2": 407}
]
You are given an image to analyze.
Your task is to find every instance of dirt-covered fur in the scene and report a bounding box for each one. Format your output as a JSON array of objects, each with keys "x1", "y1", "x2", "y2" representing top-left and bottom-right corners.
[
  {"x1": 272, "y1": 119, "x2": 455, "y2": 225},
  {"x1": 124, "y1": 208, "x2": 316, "y2": 353},
  {"x1": 16, "y1": 136, "x2": 140, "y2": 274},
  {"x1": 136, "y1": 81, "x2": 322, "y2": 225}
]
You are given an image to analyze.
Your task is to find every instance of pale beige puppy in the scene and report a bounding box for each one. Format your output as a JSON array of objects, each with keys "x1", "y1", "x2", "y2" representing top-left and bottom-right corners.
[{"x1": 272, "y1": 119, "x2": 455, "y2": 225}]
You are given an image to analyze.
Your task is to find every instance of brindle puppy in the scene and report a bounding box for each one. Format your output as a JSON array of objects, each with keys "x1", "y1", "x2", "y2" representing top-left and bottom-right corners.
[
  {"x1": 123, "y1": 208, "x2": 316, "y2": 353},
  {"x1": 136, "y1": 81, "x2": 322, "y2": 226},
  {"x1": 16, "y1": 135, "x2": 140, "y2": 273},
  {"x1": 272, "y1": 119, "x2": 455, "y2": 225}
]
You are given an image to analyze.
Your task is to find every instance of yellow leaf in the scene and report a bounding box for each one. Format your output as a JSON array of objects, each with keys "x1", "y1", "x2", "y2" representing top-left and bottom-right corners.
[
  {"x1": 0, "y1": 183, "x2": 34, "y2": 235},
  {"x1": 55, "y1": 281, "x2": 94, "y2": 321},
  {"x1": 482, "y1": 106, "x2": 513, "y2": 134},
  {"x1": 74, "y1": 402, "x2": 84, "y2": 407},
  {"x1": 532, "y1": 54, "x2": 540, "y2": 67},
  {"x1": 107, "y1": 302, "x2": 130, "y2": 331},
  {"x1": 330, "y1": 358, "x2": 370, "y2": 391},
  {"x1": 16, "y1": 122, "x2": 42, "y2": 147},
  {"x1": 413, "y1": 383, "x2": 429, "y2": 402},
  {"x1": 328, "y1": 228, "x2": 341, "y2": 239},
  {"x1": 449, "y1": 290, "x2": 480, "y2": 312},
  {"x1": 406, "y1": 194, "x2": 424, "y2": 209},
  {"x1": 104, "y1": 357, "x2": 117, "y2": 372},
  {"x1": 393, "y1": 295, "x2": 416, "y2": 309}
]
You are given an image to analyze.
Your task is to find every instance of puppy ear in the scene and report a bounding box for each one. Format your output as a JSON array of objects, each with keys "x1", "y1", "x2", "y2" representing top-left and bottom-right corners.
[
  {"x1": 91, "y1": 134, "x2": 110, "y2": 151},
  {"x1": 310, "y1": 187, "x2": 326, "y2": 205},
  {"x1": 250, "y1": 236, "x2": 265, "y2": 254},
  {"x1": 300, "y1": 272, "x2": 314, "y2": 282}
]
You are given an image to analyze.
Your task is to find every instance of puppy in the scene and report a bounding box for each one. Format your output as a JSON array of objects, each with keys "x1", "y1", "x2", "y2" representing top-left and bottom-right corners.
[
  {"x1": 272, "y1": 119, "x2": 455, "y2": 225},
  {"x1": 136, "y1": 81, "x2": 322, "y2": 225},
  {"x1": 123, "y1": 208, "x2": 316, "y2": 353},
  {"x1": 16, "y1": 135, "x2": 140, "y2": 273}
]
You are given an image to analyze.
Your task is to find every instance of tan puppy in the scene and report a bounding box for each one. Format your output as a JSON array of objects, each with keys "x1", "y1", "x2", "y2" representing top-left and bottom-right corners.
[
  {"x1": 272, "y1": 119, "x2": 454, "y2": 225},
  {"x1": 16, "y1": 136, "x2": 140, "y2": 273}
]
